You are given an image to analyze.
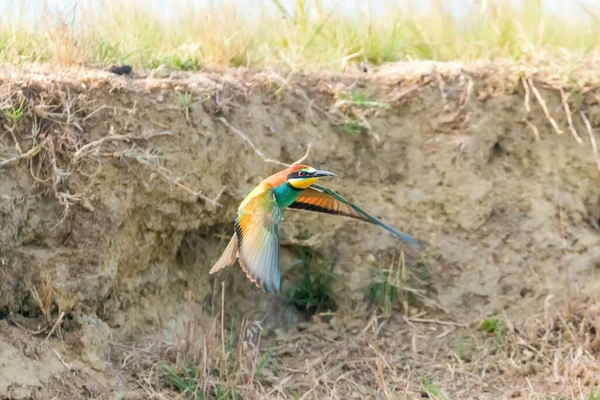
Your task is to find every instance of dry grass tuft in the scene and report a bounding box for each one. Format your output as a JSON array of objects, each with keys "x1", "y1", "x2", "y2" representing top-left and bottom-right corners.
[
  {"x1": 117, "y1": 291, "x2": 272, "y2": 399},
  {"x1": 112, "y1": 287, "x2": 600, "y2": 399},
  {"x1": 1, "y1": 0, "x2": 599, "y2": 72}
]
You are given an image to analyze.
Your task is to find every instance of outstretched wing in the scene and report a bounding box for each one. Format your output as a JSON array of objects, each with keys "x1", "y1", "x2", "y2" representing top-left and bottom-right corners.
[
  {"x1": 235, "y1": 185, "x2": 282, "y2": 293},
  {"x1": 288, "y1": 183, "x2": 419, "y2": 247}
]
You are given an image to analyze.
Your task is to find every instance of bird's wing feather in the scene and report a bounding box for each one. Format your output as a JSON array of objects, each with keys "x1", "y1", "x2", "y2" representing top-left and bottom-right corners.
[
  {"x1": 235, "y1": 185, "x2": 282, "y2": 293},
  {"x1": 288, "y1": 183, "x2": 419, "y2": 247},
  {"x1": 209, "y1": 234, "x2": 239, "y2": 274}
]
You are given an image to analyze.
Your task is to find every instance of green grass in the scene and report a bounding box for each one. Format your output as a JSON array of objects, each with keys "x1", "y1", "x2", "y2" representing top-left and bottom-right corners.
[
  {"x1": 162, "y1": 363, "x2": 242, "y2": 400},
  {"x1": 338, "y1": 90, "x2": 390, "y2": 109},
  {"x1": 367, "y1": 254, "x2": 433, "y2": 317},
  {"x1": 455, "y1": 334, "x2": 479, "y2": 362},
  {"x1": 162, "y1": 364, "x2": 204, "y2": 399},
  {"x1": 477, "y1": 316, "x2": 508, "y2": 352},
  {"x1": 589, "y1": 388, "x2": 600, "y2": 400},
  {"x1": 333, "y1": 89, "x2": 389, "y2": 137},
  {"x1": 421, "y1": 376, "x2": 446, "y2": 400},
  {"x1": 367, "y1": 268, "x2": 400, "y2": 316},
  {"x1": 1, "y1": 0, "x2": 599, "y2": 71},
  {"x1": 254, "y1": 348, "x2": 274, "y2": 378},
  {"x1": 176, "y1": 91, "x2": 195, "y2": 121},
  {"x1": 3, "y1": 98, "x2": 25, "y2": 123},
  {"x1": 337, "y1": 120, "x2": 368, "y2": 136},
  {"x1": 286, "y1": 246, "x2": 337, "y2": 316}
]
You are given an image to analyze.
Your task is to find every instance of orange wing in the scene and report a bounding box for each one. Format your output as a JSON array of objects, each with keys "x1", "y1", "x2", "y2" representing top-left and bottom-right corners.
[
  {"x1": 288, "y1": 185, "x2": 370, "y2": 222},
  {"x1": 288, "y1": 184, "x2": 419, "y2": 247}
]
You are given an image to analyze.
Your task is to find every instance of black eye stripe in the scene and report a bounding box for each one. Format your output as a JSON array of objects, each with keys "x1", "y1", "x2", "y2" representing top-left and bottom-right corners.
[{"x1": 288, "y1": 170, "x2": 310, "y2": 179}]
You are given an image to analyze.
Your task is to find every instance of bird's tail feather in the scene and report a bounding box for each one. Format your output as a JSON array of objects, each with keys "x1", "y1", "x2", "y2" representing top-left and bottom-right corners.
[
  {"x1": 347, "y1": 201, "x2": 420, "y2": 247},
  {"x1": 375, "y1": 220, "x2": 420, "y2": 247},
  {"x1": 209, "y1": 234, "x2": 239, "y2": 274}
]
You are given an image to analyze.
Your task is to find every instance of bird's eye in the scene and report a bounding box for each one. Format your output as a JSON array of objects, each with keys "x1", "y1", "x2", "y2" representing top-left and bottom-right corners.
[{"x1": 298, "y1": 171, "x2": 305, "y2": 177}]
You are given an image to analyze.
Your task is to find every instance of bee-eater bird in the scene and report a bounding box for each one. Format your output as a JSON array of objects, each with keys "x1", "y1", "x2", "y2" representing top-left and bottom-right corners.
[{"x1": 209, "y1": 164, "x2": 419, "y2": 293}]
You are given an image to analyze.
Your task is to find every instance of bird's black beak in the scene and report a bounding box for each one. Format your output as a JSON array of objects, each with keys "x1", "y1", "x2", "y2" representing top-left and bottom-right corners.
[{"x1": 314, "y1": 170, "x2": 336, "y2": 177}]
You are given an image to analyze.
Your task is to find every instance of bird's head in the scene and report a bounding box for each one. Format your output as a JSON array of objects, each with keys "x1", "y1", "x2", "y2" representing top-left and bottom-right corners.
[{"x1": 286, "y1": 164, "x2": 336, "y2": 189}]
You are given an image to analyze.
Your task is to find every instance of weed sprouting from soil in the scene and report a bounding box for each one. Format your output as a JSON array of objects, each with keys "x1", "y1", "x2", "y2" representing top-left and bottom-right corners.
[
  {"x1": 367, "y1": 267, "x2": 400, "y2": 316},
  {"x1": 176, "y1": 91, "x2": 195, "y2": 121},
  {"x1": 339, "y1": 90, "x2": 390, "y2": 110},
  {"x1": 286, "y1": 246, "x2": 337, "y2": 317},
  {"x1": 3, "y1": 98, "x2": 25, "y2": 123},
  {"x1": 367, "y1": 252, "x2": 437, "y2": 317},
  {"x1": 329, "y1": 88, "x2": 390, "y2": 141},
  {"x1": 477, "y1": 316, "x2": 508, "y2": 352},
  {"x1": 589, "y1": 389, "x2": 600, "y2": 400},
  {"x1": 337, "y1": 119, "x2": 368, "y2": 136},
  {"x1": 421, "y1": 376, "x2": 446, "y2": 400}
]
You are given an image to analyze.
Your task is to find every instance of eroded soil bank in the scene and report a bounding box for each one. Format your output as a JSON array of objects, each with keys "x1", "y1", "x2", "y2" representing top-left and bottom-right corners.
[{"x1": 1, "y1": 62, "x2": 599, "y2": 399}]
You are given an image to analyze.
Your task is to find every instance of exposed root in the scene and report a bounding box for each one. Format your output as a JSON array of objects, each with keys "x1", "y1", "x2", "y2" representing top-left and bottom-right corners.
[
  {"x1": 218, "y1": 117, "x2": 289, "y2": 168},
  {"x1": 72, "y1": 129, "x2": 171, "y2": 160},
  {"x1": 580, "y1": 111, "x2": 600, "y2": 171},
  {"x1": 258, "y1": 71, "x2": 331, "y2": 120},
  {"x1": 522, "y1": 76, "x2": 531, "y2": 112},
  {"x1": 527, "y1": 78, "x2": 563, "y2": 135},
  {"x1": 560, "y1": 88, "x2": 582, "y2": 144},
  {"x1": 0, "y1": 138, "x2": 47, "y2": 167},
  {"x1": 384, "y1": 79, "x2": 432, "y2": 103},
  {"x1": 0, "y1": 84, "x2": 221, "y2": 222},
  {"x1": 218, "y1": 116, "x2": 312, "y2": 168},
  {"x1": 525, "y1": 120, "x2": 541, "y2": 141},
  {"x1": 113, "y1": 145, "x2": 223, "y2": 207},
  {"x1": 355, "y1": 112, "x2": 381, "y2": 142}
]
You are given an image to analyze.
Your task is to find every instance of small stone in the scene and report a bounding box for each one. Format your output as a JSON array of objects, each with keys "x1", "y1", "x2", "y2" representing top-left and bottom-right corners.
[
  {"x1": 152, "y1": 65, "x2": 171, "y2": 79},
  {"x1": 120, "y1": 390, "x2": 146, "y2": 400},
  {"x1": 81, "y1": 198, "x2": 95, "y2": 212},
  {"x1": 79, "y1": 314, "x2": 112, "y2": 372},
  {"x1": 10, "y1": 386, "x2": 31, "y2": 400},
  {"x1": 70, "y1": 360, "x2": 85, "y2": 371}
]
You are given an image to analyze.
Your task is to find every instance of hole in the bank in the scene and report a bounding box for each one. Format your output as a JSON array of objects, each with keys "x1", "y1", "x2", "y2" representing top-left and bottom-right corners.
[{"x1": 492, "y1": 142, "x2": 503, "y2": 156}]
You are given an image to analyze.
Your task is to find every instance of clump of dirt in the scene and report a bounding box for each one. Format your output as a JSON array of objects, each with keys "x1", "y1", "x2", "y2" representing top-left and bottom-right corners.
[{"x1": 1, "y1": 62, "x2": 600, "y2": 398}]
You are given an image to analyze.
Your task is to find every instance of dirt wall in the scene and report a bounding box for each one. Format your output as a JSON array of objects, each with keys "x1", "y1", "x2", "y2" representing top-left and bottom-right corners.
[{"x1": 1, "y1": 63, "x2": 600, "y2": 340}]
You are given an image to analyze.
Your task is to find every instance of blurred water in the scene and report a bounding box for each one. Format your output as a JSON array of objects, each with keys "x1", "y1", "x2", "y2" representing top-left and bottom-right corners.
[{"x1": 1, "y1": 0, "x2": 597, "y2": 25}]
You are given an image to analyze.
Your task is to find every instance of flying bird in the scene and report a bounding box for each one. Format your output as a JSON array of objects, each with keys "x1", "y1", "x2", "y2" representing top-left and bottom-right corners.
[{"x1": 209, "y1": 164, "x2": 419, "y2": 293}]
